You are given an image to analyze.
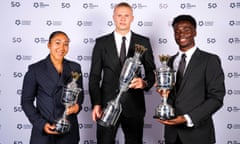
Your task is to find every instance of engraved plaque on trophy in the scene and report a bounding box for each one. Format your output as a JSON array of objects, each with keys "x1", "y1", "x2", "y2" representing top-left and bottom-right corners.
[
  {"x1": 153, "y1": 55, "x2": 176, "y2": 120},
  {"x1": 97, "y1": 44, "x2": 147, "y2": 127},
  {"x1": 55, "y1": 72, "x2": 82, "y2": 133}
]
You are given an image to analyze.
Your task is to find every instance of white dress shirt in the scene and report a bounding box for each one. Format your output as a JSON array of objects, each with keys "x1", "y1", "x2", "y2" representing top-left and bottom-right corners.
[{"x1": 114, "y1": 31, "x2": 131, "y2": 57}]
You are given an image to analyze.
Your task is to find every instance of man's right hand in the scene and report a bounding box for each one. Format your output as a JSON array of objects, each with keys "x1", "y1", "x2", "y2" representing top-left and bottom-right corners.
[{"x1": 92, "y1": 105, "x2": 103, "y2": 121}]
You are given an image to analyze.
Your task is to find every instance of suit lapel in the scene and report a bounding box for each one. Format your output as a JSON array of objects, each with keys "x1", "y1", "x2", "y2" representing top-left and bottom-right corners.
[
  {"x1": 104, "y1": 32, "x2": 138, "y2": 74},
  {"x1": 168, "y1": 52, "x2": 178, "y2": 69},
  {"x1": 43, "y1": 57, "x2": 72, "y2": 96},
  {"x1": 44, "y1": 56, "x2": 62, "y2": 88},
  {"x1": 108, "y1": 33, "x2": 121, "y2": 65},
  {"x1": 128, "y1": 32, "x2": 137, "y2": 58},
  {"x1": 35, "y1": 56, "x2": 62, "y2": 97},
  {"x1": 108, "y1": 31, "x2": 136, "y2": 63},
  {"x1": 177, "y1": 48, "x2": 202, "y2": 93},
  {"x1": 61, "y1": 60, "x2": 73, "y2": 86}
]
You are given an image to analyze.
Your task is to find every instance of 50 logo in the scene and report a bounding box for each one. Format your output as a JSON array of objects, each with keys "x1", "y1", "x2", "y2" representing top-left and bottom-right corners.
[
  {"x1": 14, "y1": 105, "x2": 23, "y2": 112},
  {"x1": 11, "y1": 1, "x2": 21, "y2": 7},
  {"x1": 207, "y1": 3, "x2": 217, "y2": 9},
  {"x1": 61, "y1": 2, "x2": 71, "y2": 8},
  {"x1": 158, "y1": 38, "x2": 168, "y2": 44},
  {"x1": 207, "y1": 38, "x2": 216, "y2": 44},
  {"x1": 12, "y1": 37, "x2": 22, "y2": 43},
  {"x1": 13, "y1": 72, "x2": 23, "y2": 78}
]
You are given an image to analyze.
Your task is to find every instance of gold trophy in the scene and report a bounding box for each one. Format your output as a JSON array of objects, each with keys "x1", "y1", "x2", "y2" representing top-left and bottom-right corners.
[{"x1": 153, "y1": 55, "x2": 176, "y2": 120}]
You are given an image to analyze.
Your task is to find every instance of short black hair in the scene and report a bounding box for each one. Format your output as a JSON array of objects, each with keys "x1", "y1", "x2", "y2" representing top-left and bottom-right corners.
[
  {"x1": 48, "y1": 31, "x2": 69, "y2": 44},
  {"x1": 172, "y1": 15, "x2": 197, "y2": 29}
]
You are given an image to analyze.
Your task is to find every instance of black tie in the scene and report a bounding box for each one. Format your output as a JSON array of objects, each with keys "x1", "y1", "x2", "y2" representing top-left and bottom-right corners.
[
  {"x1": 176, "y1": 53, "x2": 186, "y2": 91},
  {"x1": 120, "y1": 36, "x2": 126, "y2": 66}
]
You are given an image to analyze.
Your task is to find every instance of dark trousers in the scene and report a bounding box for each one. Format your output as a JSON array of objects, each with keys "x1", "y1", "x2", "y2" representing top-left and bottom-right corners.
[
  {"x1": 96, "y1": 114, "x2": 144, "y2": 144},
  {"x1": 165, "y1": 135, "x2": 183, "y2": 144}
]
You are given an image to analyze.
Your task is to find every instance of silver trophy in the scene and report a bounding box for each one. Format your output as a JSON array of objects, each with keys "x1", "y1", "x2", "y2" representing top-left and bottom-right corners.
[
  {"x1": 97, "y1": 44, "x2": 147, "y2": 127},
  {"x1": 55, "y1": 72, "x2": 82, "y2": 133},
  {"x1": 153, "y1": 55, "x2": 176, "y2": 120}
]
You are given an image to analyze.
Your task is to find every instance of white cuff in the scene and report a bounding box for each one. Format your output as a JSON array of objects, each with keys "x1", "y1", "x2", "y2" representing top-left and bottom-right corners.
[{"x1": 184, "y1": 114, "x2": 194, "y2": 127}]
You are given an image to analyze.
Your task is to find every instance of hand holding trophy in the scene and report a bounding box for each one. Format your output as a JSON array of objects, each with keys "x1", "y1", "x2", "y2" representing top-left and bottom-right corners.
[
  {"x1": 153, "y1": 55, "x2": 176, "y2": 120},
  {"x1": 55, "y1": 72, "x2": 82, "y2": 133},
  {"x1": 97, "y1": 44, "x2": 147, "y2": 127}
]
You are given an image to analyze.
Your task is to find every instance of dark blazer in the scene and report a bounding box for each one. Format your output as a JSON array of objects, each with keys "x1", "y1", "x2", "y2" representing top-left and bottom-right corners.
[
  {"x1": 166, "y1": 48, "x2": 225, "y2": 144},
  {"x1": 89, "y1": 31, "x2": 155, "y2": 118},
  {"x1": 21, "y1": 55, "x2": 84, "y2": 144}
]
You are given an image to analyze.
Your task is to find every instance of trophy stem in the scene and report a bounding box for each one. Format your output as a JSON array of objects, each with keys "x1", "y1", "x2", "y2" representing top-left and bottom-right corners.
[
  {"x1": 162, "y1": 96, "x2": 167, "y2": 105},
  {"x1": 115, "y1": 90, "x2": 123, "y2": 104},
  {"x1": 62, "y1": 106, "x2": 67, "y2": 119},
  {"x1": 161, "y1": 89, "x2": 168, "y2": 104}
]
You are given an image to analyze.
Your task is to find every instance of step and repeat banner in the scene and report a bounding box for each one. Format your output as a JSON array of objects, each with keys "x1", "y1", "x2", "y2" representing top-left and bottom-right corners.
[{"x1": 0, "y1": 0, "x2": 240, "y2": 144}]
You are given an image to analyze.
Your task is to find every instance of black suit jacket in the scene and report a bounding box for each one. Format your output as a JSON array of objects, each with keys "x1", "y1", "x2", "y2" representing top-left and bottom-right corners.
[
  {"x1": 21, "y1": 55, "x2": 84, "y2": 144},
  {"x1": 166, "y1": 48, "x2": 225, "y2": 144},
  {"x1": 89, "y1": 32, "x2": 155, "y2": 118}
]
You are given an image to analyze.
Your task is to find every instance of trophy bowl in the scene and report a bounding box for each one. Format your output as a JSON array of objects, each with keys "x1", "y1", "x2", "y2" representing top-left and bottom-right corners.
[{"x1": 62, "y1": 87, "x2": 81, "y2": 106}]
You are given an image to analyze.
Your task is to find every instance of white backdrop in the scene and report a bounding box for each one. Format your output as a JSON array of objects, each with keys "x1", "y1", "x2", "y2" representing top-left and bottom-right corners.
[{"x1": 0, "y1": 0, "x2": 240, "y2": 144}]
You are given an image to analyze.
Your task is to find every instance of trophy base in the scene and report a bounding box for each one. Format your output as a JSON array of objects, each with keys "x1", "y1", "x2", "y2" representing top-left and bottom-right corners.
[
  {"x1": 97, "y1": 119, "x2": 112, "y2": 127},
  {"x1": 153, "y1": 104, "x2": 175, "y2": 120},
  {"x1": 96, "y1": 100, "x2": 122, "y2": 128},
  {"x1": 153, "y1": 115, "x2": 175, "y2": 120},
  {"x1": 55, "y1": 118, "x2": 70, "y2": 134}
]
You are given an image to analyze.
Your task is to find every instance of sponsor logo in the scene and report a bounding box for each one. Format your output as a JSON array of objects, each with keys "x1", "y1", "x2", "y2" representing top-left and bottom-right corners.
[
  {"x1": 180, "y1": 3, "x2": 196, "y2": 9},
  {"x1": 82, "y1": 3, "x2": 98, "y2": 9},
  {"x1": 33, "y1": 2, "x2": 49, "y2": 8},
  {"x1": 15, "y1": 20, "x2": 31, "y2": 26}
]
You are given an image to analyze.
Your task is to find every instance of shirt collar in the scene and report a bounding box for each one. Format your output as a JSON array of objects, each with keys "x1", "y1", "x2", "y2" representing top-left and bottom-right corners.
[
  {"x1": 178, "y1": 45, "x2": 197, "y2": 60},
  {"x1": 114, "y1": 31, "x2": 131, "y2": 41}
]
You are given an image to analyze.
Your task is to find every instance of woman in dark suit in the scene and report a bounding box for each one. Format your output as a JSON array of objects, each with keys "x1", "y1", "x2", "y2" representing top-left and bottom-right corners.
[
  {"x1": 157, "y1": 15, "x2": 225, "y2": 144},
  {"x1": 21, "y1": 31, "x2": 84, "y2": 144}
]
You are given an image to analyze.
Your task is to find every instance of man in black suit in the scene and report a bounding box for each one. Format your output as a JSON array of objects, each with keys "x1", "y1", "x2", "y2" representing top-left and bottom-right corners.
[
  {"x1": 156, "y1": 15, "x2": 226, "y2": 144},
  {"x1": 89, "y1": 2, "x2": 155, "y2": 144}
]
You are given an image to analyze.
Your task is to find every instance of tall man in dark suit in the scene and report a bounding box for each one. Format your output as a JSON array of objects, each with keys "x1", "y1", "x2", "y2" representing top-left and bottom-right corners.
[
  {"x1": 156, "y1": 15, "x2": 226, "y2": 144},
  {"x1": 89, "y1": 2, "x2": 156, "y2": 144}
]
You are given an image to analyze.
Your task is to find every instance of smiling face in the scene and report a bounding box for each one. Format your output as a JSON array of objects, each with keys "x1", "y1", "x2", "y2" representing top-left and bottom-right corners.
[
  {"x1": 113, "y1": 5, "x2": 134, "y2": 35},
  {"x1": 48, "y1": 33, "x2": 69, "y2": 63},
  {"x1": 173, "y1": 20, "x2": 196, "y2": 52}
]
